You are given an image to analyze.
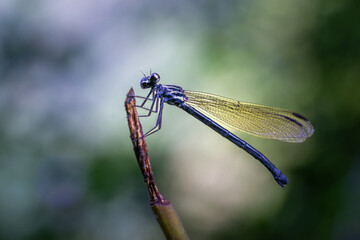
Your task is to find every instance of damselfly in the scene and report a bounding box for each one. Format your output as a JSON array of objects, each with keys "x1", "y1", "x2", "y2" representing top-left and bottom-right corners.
[{"x1": 134, "y1": 72, "x2": 314, "y2": 187}]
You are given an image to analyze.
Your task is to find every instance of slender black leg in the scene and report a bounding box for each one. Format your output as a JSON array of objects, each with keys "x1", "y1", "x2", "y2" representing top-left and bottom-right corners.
[
  {"x1": 138, "y1": 93, "x2": 159, "y2": 117},
  {"x1": 142, "y1": 100, "x2": 164, "y2": 138},
  {"x1": 137, "y1": 89, "x2": 153, "y2": 107},
  {"x1": 132, "y1": 90, "x2": 159, "y2": 117}
]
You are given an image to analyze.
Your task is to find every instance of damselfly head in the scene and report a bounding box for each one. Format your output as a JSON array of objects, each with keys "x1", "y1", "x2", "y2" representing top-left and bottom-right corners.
[{"x1": 140, "y1": 72, "x2": 160, "y2": 89}]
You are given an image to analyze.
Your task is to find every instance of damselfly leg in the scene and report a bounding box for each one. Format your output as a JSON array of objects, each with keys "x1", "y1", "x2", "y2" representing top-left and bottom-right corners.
[
  {"x1": 132, "y1": 90, "x2": 157, "y2": 114},
  {"x1": 131, "y1": 90, "x2": 165, "y2": 139},
  {"x1": 142, "y1": 100, "x2": 164, "y2": 138}
]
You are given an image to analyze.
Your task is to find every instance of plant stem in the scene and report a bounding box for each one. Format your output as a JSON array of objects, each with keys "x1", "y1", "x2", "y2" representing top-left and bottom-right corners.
[{"x1": 125, "y1": 88, "x2": 189, "y2": 240}]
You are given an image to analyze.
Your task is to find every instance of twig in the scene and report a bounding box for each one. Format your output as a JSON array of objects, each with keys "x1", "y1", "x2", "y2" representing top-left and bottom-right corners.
[{"x1": 125, "y1": 88, "x2": 189, "y2": 240}]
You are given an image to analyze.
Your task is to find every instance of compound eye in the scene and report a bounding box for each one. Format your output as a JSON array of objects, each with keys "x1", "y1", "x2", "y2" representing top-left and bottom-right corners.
[{"x1": 151, "y1": 73, "x2": 160, "y2": 83}]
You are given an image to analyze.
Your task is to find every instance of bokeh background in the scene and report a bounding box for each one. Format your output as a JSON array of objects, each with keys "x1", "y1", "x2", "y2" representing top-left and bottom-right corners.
[{"x1": 1, "y1": 0, "x2": 359, "y2": 239}]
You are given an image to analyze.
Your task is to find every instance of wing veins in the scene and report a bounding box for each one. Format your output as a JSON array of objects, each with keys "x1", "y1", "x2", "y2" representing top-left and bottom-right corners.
[{"x1": 184, "y1": 91, "x2": 314, "y2": 142}]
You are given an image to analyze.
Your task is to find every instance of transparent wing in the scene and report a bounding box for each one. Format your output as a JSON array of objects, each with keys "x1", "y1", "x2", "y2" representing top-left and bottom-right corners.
[{"x1": 184, "y1": 91, "x2": 314, "y2": 143}]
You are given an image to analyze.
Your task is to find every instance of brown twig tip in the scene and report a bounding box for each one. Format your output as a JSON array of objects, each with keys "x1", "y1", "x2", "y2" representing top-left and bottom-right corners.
[{"x1": 124, "y1": 88, "x2": 165, "y2": 204}]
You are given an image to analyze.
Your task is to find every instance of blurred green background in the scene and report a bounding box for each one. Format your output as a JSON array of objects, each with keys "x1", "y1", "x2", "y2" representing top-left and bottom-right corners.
[{"x1": 1, "y1": 0, "x2": 359, "y2": 239}]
